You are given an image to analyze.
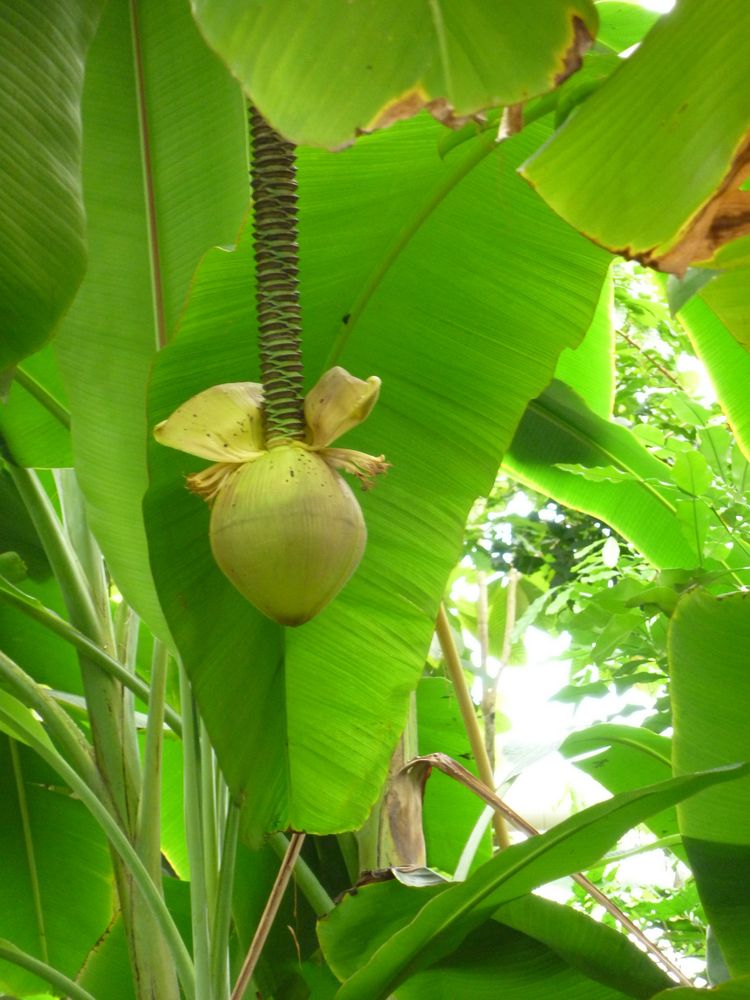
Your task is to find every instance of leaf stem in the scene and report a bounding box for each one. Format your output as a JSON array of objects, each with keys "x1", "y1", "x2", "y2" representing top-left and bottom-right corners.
[
  {"x1": 231, "y1": 832, "x2": 305, "y2": 1000},
  {"x1": 0, "y1": 939, "x2": 95, "y2": 1000},
  {"x1": 180, "y1": 663, "x2": 213, "y2": 999},
  {"x1": 407, "y1": 752, "x2": 692, "y2": 987},
  {"x1": 12, "y1": 367, "x2": 71, "y2": 429},
  {"x1": 136, "y1": 639, "x2": 169, "y2": 878},
  {"x1": 9, "y1": 738, "x2": 48, "y2": 962},
  {"x1": 435, "y1": 603, "x2": 511, "y2": 849},
  {"x1": 210, "y1": 801, "x2": 240, "y2": 998},
  {"x1": 0, "y1": 576, "x2": 182, "y2": 736},
  {"x1": 0, "y1": 708, "x2": 196, "y2": 999},
  {"x1": 269, "y1": 832, "x2": 335, "y2": 917},
  {"x1": 0, "y1": 649, "x2": 99, "y2": 793}
]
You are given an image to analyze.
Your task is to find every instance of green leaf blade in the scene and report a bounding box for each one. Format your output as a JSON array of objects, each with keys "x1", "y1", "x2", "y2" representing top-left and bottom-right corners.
[
  {"x1": 522, "y1": 0, "x2": 750, "y2": 273},
  {"x1": 190, "y1": 0, "x2": 598, "y2": 149},
  {"x1": 53, "y1": 0, "x2": 249, "y2": 641},
  {"x1": 670, "y1": 589, "x2": 750, "y2": 976},
  {"x1": 0, "y1": 0, "x2": 105, "y2": 373}
]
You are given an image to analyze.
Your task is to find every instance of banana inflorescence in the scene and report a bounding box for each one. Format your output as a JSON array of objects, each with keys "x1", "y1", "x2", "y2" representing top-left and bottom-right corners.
[{"x1": 154, "y1": 366, "x2": 388, "y2": 625}]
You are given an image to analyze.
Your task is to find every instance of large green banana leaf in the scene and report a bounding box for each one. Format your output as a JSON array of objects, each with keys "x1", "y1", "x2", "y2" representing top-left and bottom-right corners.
[
  {"x1": 522, "y1": 0, "x2": 750, "y2": 274},
  {"x1": 191, "y1": 0, "x2": 597, "y2": 149},
  {"x1": 50, "y1": 0, "x2": 249, "y2": 642},
  {"x1": 0, "y1": 0, "x2": 103, "y2": 373},
  {"x1": 145, "y1": 117, "x2": 610, "y2": 845},
  {"x1": 669, "y1": 589, "x2": 750, "y2": 978}
]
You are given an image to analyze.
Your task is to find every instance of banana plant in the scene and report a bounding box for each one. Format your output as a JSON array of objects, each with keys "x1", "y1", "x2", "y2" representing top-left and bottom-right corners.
[{"x1": 2, "y1": 1, "x2": 750, "y2": 998}]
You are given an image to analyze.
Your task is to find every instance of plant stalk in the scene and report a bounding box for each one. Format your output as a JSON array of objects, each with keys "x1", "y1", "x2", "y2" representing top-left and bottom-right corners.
[
  {"x1": 210, "y1": 802, "x2": 241, "y2": 999},
  {"x1": 0, "y1": 575, "x2": 181, "y2": 735},
  {"x1": 436, "y1": 603, "x2": 511, "y2": 849},
  {"x1": 9, "y1": 738, "x2": 48, "y2": 963},
  {"x1": 0, "y1": 939, "x2": 95, "y2": 1000},
  {"x1": 268, "y1": 833, "x2": 335, "y2": 917},
  {"x1": 180, "y1": 664, "x2": 213, "y2": 1000},
  {"x1": 231, "y1": 832, "x2": 305, "y2": 1000},
  {"x1": 1, "y1": 720, "x2": 197, "y2": 999}
]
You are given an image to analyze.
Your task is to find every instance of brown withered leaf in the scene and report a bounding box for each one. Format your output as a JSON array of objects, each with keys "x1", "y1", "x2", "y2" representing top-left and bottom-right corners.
[{"x1": 643, "y1": 132, "x2": 750, "y2": 275}]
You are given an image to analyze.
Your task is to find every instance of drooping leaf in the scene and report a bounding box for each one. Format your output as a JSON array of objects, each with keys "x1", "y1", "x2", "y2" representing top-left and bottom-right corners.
[
  {"x1": 190, "y1": 0, "x2": 598, "y2": 149},
  {"x1": 669, "y1": 589, "x2": 750, "y2": 977},
  {"x1": 522, "y1": 0, "x2": 750, "y2": 273},
  {"x1": 0, "y1": 0, "x2": 104, "y2": 373},
  {"x1": 52, "y1": 0, "x2": 249, "y2": 642},
  {"x1": 145, "y1": 117, "x2": 610, "y2": 844},
  {"x1": 334, "y1": 766, "x2": 748, "y2": 999},
  {"x1": 503, "y1": 381, "x2": 698, "y2": 569}
]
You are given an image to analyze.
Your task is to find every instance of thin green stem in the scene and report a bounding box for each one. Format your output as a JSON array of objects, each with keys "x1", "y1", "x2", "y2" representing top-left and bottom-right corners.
[
  {"x1": 8, "y1": 466, "x2": 141, "y2": 831},
  {"x1": 436, "y1": 603, "x2": 511, "y2": 849},
  {"x1": 55, "y1": 468, "x2": 117, "y2": 654},
  {"x1": 8, "y1": 467, "x2": 99, "y2": 636},
  {"x1": 201, "y1": 719, "x2": 219, "y2": 929},
  {"x1": 180, "y1": 663, "x2": 213, "y2": 1000},
  {"x1": 136, "y1": 640, "x2": 169, "y2": 879},
  {"x1": 324, "y1": 131, "x2": 498, "y2": 369},
  {"x1": 0, "y1": 575, "x2": 182, "y2": 736},
  {"x1": 0, "y1": 939, "x2": 95, "y2": 1000},
  {"x1": 269, "y1": 833, "x2": 334, "y2": 917},
  {"x1": 9, "y1": 738, "x2": 48, "y2": 962},
  {"x1": 0, "y1": 650, "x2": 100, "y2": 794},
  {"x1": 12, "y1": 367, "x2": 71, "y2": 429},
  {"x1": 131, "y1": 640, "x2": 180, "y2": 999},
  {"x1": 0, "y1": 710, "x2": 196, "y2": 999},
  {"x1": 130, "y1": 0, "x2": 167, "y2": 350},
  {"x1": 210, "y1": 802, "x2": 240, "y2": 999}
]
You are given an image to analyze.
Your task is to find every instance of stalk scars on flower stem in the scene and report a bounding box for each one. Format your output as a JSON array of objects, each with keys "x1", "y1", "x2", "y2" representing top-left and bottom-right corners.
[{"x1": 154, "y1": 367, "x2": 389, "y2": 626}]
